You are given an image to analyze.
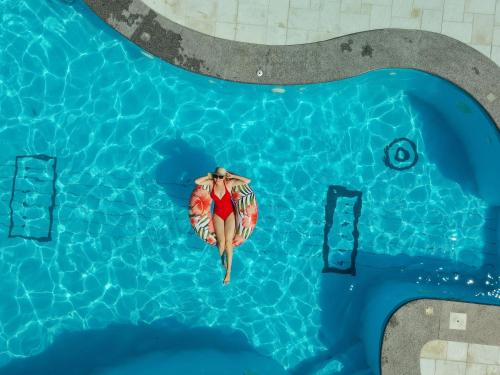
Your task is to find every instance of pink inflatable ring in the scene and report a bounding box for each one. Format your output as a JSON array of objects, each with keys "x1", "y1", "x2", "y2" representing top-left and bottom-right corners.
[{"x1": 188, "y1": 184, "x2": 258, "y2": 246}]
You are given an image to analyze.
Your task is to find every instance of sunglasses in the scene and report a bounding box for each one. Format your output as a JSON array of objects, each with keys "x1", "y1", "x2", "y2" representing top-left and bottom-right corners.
[{"x1": 213, "y1": 174, "x2": 225, "y2": 179}]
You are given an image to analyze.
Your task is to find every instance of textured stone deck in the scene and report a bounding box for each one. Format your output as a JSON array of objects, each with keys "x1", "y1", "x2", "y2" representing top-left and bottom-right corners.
[
  {"x1": 382, "y1": 299, "x2": 500, "y2": 375},
  {"x1": 141, "y1": 0, "x2": 500, "y2": 66}
]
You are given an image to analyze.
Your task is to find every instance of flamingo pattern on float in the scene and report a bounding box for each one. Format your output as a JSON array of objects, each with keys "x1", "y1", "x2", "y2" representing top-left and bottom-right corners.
[{"x1": 188, "y1": 183, "x2": 258, "y2": 246}]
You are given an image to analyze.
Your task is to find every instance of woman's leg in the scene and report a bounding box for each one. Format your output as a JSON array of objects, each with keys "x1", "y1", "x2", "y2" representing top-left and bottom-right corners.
[
  {"x1": 213, "y1": 215, "x2": 226, "y2": 266},
  {"x1": 223, "y1": 213, "x2": 236, "y2": 284}
]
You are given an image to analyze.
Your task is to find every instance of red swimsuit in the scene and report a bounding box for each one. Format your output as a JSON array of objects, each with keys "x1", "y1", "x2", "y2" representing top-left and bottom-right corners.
[{"x1": 211, "y1": 181, "x2": 234, "y2": 221}]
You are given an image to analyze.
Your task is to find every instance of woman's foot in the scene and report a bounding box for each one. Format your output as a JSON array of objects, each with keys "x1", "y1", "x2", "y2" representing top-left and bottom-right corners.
[{"x1": 223, "y1": 271, "x2": 231, "y2": 285}]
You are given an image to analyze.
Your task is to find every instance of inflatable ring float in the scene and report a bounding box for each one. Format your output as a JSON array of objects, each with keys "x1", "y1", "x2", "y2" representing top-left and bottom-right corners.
[{"x1": 188, "y1": 184, "x2": 258, "y2": 246}]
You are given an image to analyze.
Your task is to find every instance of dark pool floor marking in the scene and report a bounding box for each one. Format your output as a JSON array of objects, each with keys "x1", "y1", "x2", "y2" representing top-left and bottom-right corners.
[
  {"x1": 383, "y1": 138, "x2": 418, "y2": 171},
  {"x1": 323, "y1": 185, "x2": 362, "y2": 276},
  {"x1": 8, "y1": 155, "x2": 57, "y2": 242}
]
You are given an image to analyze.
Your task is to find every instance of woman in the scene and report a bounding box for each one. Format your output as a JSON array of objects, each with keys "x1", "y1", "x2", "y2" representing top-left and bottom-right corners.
[{"x1": 194, "y1": 167, "x2": 251, "y2": 284}]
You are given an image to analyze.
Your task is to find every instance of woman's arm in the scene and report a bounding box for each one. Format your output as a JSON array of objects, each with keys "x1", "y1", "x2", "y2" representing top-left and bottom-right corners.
[
  {"x1": 194, "y1": 173, "x2": 213, "y2": 185},
  {"x1": 226, "y1": 172, "x2": 251, "y2": 187}
]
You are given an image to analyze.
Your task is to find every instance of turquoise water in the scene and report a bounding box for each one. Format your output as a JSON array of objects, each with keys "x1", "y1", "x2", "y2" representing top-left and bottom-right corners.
[{"x1": 0, "y1": 1, "x2": 499, "y2": 374}]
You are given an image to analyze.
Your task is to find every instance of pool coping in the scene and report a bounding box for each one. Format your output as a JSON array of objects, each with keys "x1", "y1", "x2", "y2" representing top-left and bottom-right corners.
[
  {"x1": 83, "y1": 0, "x2": 500, "y2": 130},
  {"x1": 381, "y1": 299, "x2": 500, "y2": 375}
]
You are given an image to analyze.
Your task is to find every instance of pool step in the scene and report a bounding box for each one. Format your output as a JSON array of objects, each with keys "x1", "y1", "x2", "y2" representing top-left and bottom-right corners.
[{"x1": 323, "y1": 185, "x2": 362, "y2": 275}]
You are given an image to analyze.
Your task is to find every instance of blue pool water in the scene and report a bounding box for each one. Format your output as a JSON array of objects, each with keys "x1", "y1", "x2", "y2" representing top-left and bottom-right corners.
[{"x1": 0, "y1": 1, "x2": 499, "y2": 374}]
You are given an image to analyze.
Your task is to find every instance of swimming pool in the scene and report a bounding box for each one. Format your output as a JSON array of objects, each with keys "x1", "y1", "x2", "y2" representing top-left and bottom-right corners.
[{"x1": 0, "y1": 1, "x2": 499, "y2": 374}]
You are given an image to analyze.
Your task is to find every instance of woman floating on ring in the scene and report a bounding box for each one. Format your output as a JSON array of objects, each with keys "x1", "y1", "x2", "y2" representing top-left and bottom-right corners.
[{"x1": 194, "y1": 167, "x2": 251, "y2": 285}]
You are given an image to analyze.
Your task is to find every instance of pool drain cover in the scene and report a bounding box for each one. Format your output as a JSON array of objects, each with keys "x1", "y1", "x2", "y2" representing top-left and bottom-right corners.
[{"x1": 383, "y1": 137, "x2": 418, "y2": 171}]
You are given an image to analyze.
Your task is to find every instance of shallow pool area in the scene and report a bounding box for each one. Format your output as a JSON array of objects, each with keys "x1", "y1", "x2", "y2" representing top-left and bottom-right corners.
[{"x1": 0, "y1": 1, "x2": 499, "y2": 374}]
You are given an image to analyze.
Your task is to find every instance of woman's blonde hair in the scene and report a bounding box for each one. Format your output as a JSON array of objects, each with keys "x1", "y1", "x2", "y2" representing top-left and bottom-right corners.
[{"x1": 214, "y1": 166, "x2": 226, "y2": 175}]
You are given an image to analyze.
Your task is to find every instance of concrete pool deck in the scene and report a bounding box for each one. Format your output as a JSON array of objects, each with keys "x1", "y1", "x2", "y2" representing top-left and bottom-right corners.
[
  {"x1": 383, "y1": 299, "x2": 500, "y2": 375},
  {"x1": 139, "y1": 0, "x2": 500, "y2": 66}
]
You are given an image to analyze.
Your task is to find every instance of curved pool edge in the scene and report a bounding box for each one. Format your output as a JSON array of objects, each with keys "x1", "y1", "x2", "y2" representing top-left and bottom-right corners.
[
  {"x1": 380, "y1": 298, "x2": 500, "y2": 375},
  {"x1": 83, "y1": 0, "x2": 500, "y2": 130}
]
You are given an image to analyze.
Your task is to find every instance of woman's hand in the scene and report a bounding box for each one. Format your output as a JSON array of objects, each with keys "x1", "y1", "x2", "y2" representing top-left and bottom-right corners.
[
  {"x1": 207, "y1": 172, "x2": 213, "y2": 179},
  {"x1": 225, "y1": 172, "x2": 251, "y2": 186}
]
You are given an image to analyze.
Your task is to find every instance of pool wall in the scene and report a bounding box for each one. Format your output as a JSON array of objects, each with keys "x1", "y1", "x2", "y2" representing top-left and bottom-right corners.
[{"x1": 402, "y1": 76, "x2": 500, "y2": 206}]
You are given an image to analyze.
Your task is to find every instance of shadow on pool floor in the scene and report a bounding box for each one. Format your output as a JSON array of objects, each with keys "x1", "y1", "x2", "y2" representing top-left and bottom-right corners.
[
  {"x1": 0, "y1": 317, "x2": 286, "y2": 375},
  {"x1": 154, "y1": 137, "x2": 215, "y2": 206}
]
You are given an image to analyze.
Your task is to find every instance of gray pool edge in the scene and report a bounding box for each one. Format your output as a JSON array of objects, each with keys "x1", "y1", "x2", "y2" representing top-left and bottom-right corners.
[
  {"x1": 381, "y1": 299, "x2": 500, "y2": 375},
  {"x1": 84, "y1": 0, "x2": 500, "y2": 130}
]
